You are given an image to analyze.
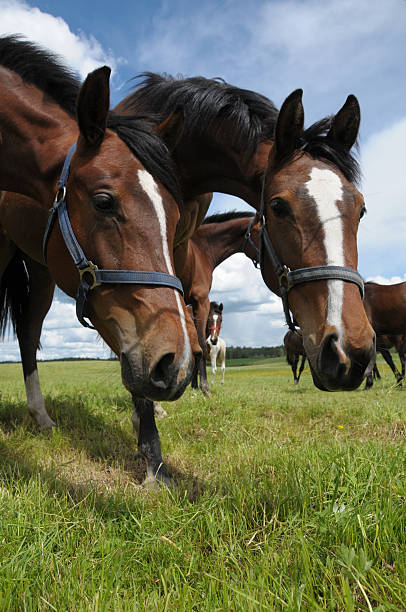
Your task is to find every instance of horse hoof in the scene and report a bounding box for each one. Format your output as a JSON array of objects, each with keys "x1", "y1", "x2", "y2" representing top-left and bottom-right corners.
[
  {"x1": 37, "y1": 416, "x2": 56, "y2": 431},
  {"x1": 153, "y1": 403, "x2": 168, "y2": 419}
]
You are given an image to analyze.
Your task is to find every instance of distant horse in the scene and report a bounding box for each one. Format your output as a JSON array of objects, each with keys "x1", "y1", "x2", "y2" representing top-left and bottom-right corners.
[
  {"x1": 0, "y1": 36, "x2": 206, "y2": 485},
  {"x1": 119, "y1": 73, "x2": 375, "y2": 392},
  {"x1": 178, "y1": 210, "x2": 260, "y2": 394},
  {"x1": 284, "y1": 330, "x2": 307, "y2": 384},
  {"x1": 363, "y1": 282, "x2": 406, "y2": 389},
  {"x1": 206, "y1": 302, "x2": 226, "y2": 385}
]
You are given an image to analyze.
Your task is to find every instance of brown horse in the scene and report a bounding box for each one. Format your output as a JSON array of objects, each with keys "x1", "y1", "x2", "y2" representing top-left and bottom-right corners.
[
  {"x1": 176, "y1": 210, "x2": 260, "y2": 394},
  {"x1": 0, "y1": 36, "x2": 204, "y2": 484},
  {"x1": 117, "y1": 74, "x2": 375, "y2": 393},
  {"x1": 365, "y1": 334, "x2": 406, "y2": 390},
  {"x1": 284, "y1": 330, "x2": 307, "y2": 384},
  {"x1": 363, "y1": 282, "x2": 406, "y2": 389}
]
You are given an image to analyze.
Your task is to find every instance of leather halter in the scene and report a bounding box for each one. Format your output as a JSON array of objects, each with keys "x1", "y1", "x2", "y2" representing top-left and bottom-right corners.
[
  {"x1": 43, "y1": 143, "x2": 184, "y2": 329},
  {"x1": 258, "y1": 173, "x2": 364, "y2": 333},
  {"x1": 241, "y1": 216, "x2": 260, "y2": 268}
]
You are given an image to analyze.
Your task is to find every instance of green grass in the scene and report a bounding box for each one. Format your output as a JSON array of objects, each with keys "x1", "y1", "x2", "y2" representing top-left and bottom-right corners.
[{"x1": 0, "y1": 357, "x2": 405, "y2": 610}]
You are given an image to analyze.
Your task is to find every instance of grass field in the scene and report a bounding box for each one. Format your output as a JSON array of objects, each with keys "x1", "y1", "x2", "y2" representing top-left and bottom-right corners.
[{"x1": 0, "y1": 356, "x2": 405, "y2": 610}]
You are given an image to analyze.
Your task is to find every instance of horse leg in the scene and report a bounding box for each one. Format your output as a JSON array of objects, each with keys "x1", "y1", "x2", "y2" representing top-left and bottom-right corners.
[
  {"x1": 400, "y1": 351, "x2": 405, "y2": 382},
  {"x1": 297, "y1": 355, "x2": 306, "y2": 383},
  {"x1": 364, "y1": 371, "x2": 374, "y2": 390},
  {"x1": 193, "y1": 299, "x2": 210, "y2": 395},
  {"x1": 373, "y1": 364, "x2": 381, "y2": 380},
  {"x1": 220, "y1": 351, "x2": 225, "y2": 384},
  {"x1": 17, "y1": 258, "x2": 56, "y2": 430},
  {"x1": 380, "y1": 347, "x2": 402, "y2": 385},
  {"x1": 292, "y1": 356, "x2": 299, "y2": 384},
  {"x1": 210, "y1": 348, "x2": 217, "y2": 385},
  {"x1": 132, "y1": 397, "x2": 172, "y2": 486}
]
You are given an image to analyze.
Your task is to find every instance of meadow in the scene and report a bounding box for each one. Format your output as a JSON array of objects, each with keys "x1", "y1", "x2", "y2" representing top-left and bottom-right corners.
[{"x1": 0, "y1": 356, "x2": 405, "y2": 610}]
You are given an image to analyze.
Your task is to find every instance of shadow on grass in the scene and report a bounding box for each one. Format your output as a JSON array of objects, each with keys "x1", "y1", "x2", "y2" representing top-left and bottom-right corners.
[{"x1": 0, "y1": 395, "x2": 210, "y2": 504}]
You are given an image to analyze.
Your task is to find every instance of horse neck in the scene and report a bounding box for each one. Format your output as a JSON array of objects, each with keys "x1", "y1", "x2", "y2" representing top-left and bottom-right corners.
[
  {"x1": 0, "y1": 69, "x2": 77, "y2": 203},
  {"x1": 197, "y1": 217, "x2": 255, "y2": 269},
  {"x1": 177, "y1": 135, "x2": 271, "y2": 210}
]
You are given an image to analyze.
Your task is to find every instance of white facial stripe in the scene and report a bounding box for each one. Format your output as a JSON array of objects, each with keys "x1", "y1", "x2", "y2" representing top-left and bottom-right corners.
[
  {"x1": 137, "y1": 169, "x2": 191, "y2": 359},
  {"x1": 305, "y1": 167, "x2": 344, "y2": 337}
]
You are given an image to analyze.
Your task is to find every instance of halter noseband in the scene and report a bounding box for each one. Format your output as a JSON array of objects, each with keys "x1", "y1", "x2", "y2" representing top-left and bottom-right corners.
[
  {"x1": 258, "y1": 174, "x2": 364, "y2": 333},
  {"x1": 43, "y1": 143, "x2": 184, "y2": 329},
  {"x1": 241, "y1": 216, "x2": 260, "y2": 268}
]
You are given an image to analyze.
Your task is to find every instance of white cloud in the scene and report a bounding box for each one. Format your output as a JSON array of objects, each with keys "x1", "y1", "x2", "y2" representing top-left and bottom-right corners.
[
  {"x1": 358, "y1": 116, "x2": 406, "y2": 278},
  {"x1": 0, "y1": 0, "x2": 122, "y2": 78}
]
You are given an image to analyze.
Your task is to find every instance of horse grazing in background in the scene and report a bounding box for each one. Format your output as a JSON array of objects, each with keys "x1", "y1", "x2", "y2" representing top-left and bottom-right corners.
[
  {"x1": 284, "y1": 330, "x2": 307, "y2": 384},
  {"x1": 206, "y1": 302, "x2": 226, "y2": 385},
  {"x1": 365, "y1": 333, "x2": 406, "y2": 390},
  {"x1": 0, "y1": 36, "x2": 205, "y2": 486},
  {"x1": 178, "y1": 210, "x2": 260, "y2": 394},
  {"x1": 363, "y1": 281, "x2": 406, "y2": 389},
  {"x1": 117, "y1": 73, "x2": 375, "y2": 393}
]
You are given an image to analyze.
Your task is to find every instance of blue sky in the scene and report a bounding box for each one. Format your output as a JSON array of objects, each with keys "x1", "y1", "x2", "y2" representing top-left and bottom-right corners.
[{"x1": 0, "y1": 0, "x2": 405, "y2": 358}]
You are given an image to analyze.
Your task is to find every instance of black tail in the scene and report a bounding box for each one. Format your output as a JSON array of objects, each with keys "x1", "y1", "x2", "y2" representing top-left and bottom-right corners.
[{"x1": 0, "y1": 251, "x2": 29, "y2": 339}]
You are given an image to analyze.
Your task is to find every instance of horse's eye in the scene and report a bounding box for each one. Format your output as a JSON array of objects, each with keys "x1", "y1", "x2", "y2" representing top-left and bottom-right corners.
[
  {"x1": 269, "y1": 198, "x2": 290, "y2": 218},
  {"x1": 359, "y1": 205, "x2": 367, "y2": 220},
  {"x1": 92, "y1": 193, "x2": 117, "y2": 213}
]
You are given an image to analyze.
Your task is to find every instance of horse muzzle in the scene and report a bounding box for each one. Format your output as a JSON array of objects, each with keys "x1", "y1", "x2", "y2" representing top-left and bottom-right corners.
[
  {"x1": 309, "y1": 332, "x2": 376, "y2": 391},
  {"x1": 120, "y1": 346, "x2": 200, "y2": 401}
]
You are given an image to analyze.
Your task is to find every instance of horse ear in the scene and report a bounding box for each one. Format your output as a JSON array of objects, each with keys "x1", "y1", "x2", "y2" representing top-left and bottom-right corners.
[
  {"x1": 155, "y1": 108, "x2": 184, "y2": 152},
  {"x1": 219, "y1": 303, "x2": 223, "y2": 312},
  {"x1": 327, "y1": 94, "x2": 360, "y2": 151},
  {"x1": 273, "y1": 89, "x2": 304, "y2": 163},
  {"x1": 77, "y1": 66, "x2": 111, "y2": 147}
]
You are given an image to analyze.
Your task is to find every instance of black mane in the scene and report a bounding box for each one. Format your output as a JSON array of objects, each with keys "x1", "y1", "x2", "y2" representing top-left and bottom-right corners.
[
  {"x1": 121, "y1": 73, "x2": 360, "y2": 185},
  {"x1": 0, "y1": 35, "x2": 80, "y2": 116},
  {"x1": 203, "y1": 211, "x2": 254, "y2": 225},
  {"x1": 0, "y1": 36, "x2": 181, "y2": 203},
  {"x1": 120, "y1": 73, "x2": 278, "y2": 158}
]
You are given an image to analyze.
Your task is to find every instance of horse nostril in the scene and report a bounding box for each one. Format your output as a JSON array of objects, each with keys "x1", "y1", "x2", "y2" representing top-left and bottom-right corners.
[
  {"x1": 318, "y1": 333, "x2": 350, "y2": 378},
  {"x1": 150, "y1": 353, "x2": 175, "y2": 390}
]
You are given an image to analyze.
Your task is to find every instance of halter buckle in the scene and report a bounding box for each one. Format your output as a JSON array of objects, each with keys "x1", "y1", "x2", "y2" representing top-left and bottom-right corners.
[
  {"x1": 79, "y1": 261, "x2": 101, "y2": 290},
  {"x1": 54, "y1": 186, "x2": 66, "y2": 204},
  {"x1": 279, "y1": 265, "x2": 291, "y2": 290}
]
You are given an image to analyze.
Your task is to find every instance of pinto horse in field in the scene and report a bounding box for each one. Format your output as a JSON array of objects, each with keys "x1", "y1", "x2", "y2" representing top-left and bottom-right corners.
[
  {"x1": 176, "y1": 210, "x2": 260, "y2": 394},
  {"x1": 0, "y1": 36, "x2": 206, "y2": 485},
  {"x1": 363, "y1": 282, "x2": 406, "y2": 389},
  {"x1": 119, "y1": 74, "x2": 375, "y2": 394},
  {"x1": 205, "y1": 302, "x2": 226, "y2": 385},
  {"x1": 284, "y1": 330, "x2": 307, "y2": 384}
]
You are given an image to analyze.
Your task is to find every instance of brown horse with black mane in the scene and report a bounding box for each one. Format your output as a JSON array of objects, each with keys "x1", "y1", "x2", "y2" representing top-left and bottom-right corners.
[
  {"x1": 117, "y1": 73, "x2": 375, "y2": 393},
  {"x1": 0, "y1": 55, "x2": 376, "y2": 485},
  {"x1": 0, "y1": 36, "x2": 204, "y2": 484},
  {"x1": 284, "y1": 330, "x2": 307, "y2": 384},
  {"x1": 363, "y1": 281, "x2": 406, "y2": 389},
  {"x1": 176, "y1": 209, "x2": 260, "y2": 394}
]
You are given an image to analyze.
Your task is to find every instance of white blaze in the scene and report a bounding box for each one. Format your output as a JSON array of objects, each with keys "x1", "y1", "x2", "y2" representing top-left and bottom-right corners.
[
  {"x1": 305, "y1": 167, "x2": 344, "y2": 338},
  {"x1": 137, "y1": 169, "x2": 191, "y2": 359}
]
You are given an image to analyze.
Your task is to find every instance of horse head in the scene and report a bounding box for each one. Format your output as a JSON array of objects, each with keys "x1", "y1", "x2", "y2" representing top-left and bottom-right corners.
[
  {"x1": 44, "y1": 67, "x2": 201, "y2": 400},
  {"x1": 260, "y1": 90, "x2": 375, "y2": 391}
]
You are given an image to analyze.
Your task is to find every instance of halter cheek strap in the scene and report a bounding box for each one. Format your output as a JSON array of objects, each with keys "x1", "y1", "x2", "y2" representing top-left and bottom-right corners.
[
  {"x1": 258, "y1": 173, "x2": 364, "y2": 333},
  {"x1": 241, "y1": 216, "x2": 260, "y2": 268},
  {"x1": 43, "y1": 143, "x2": 184, "y2": 329}
]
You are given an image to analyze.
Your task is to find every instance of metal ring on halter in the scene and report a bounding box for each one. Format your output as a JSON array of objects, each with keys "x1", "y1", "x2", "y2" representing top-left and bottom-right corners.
[{"x1": 78, "y1": 262, "x2": 101, "y2": 291}]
